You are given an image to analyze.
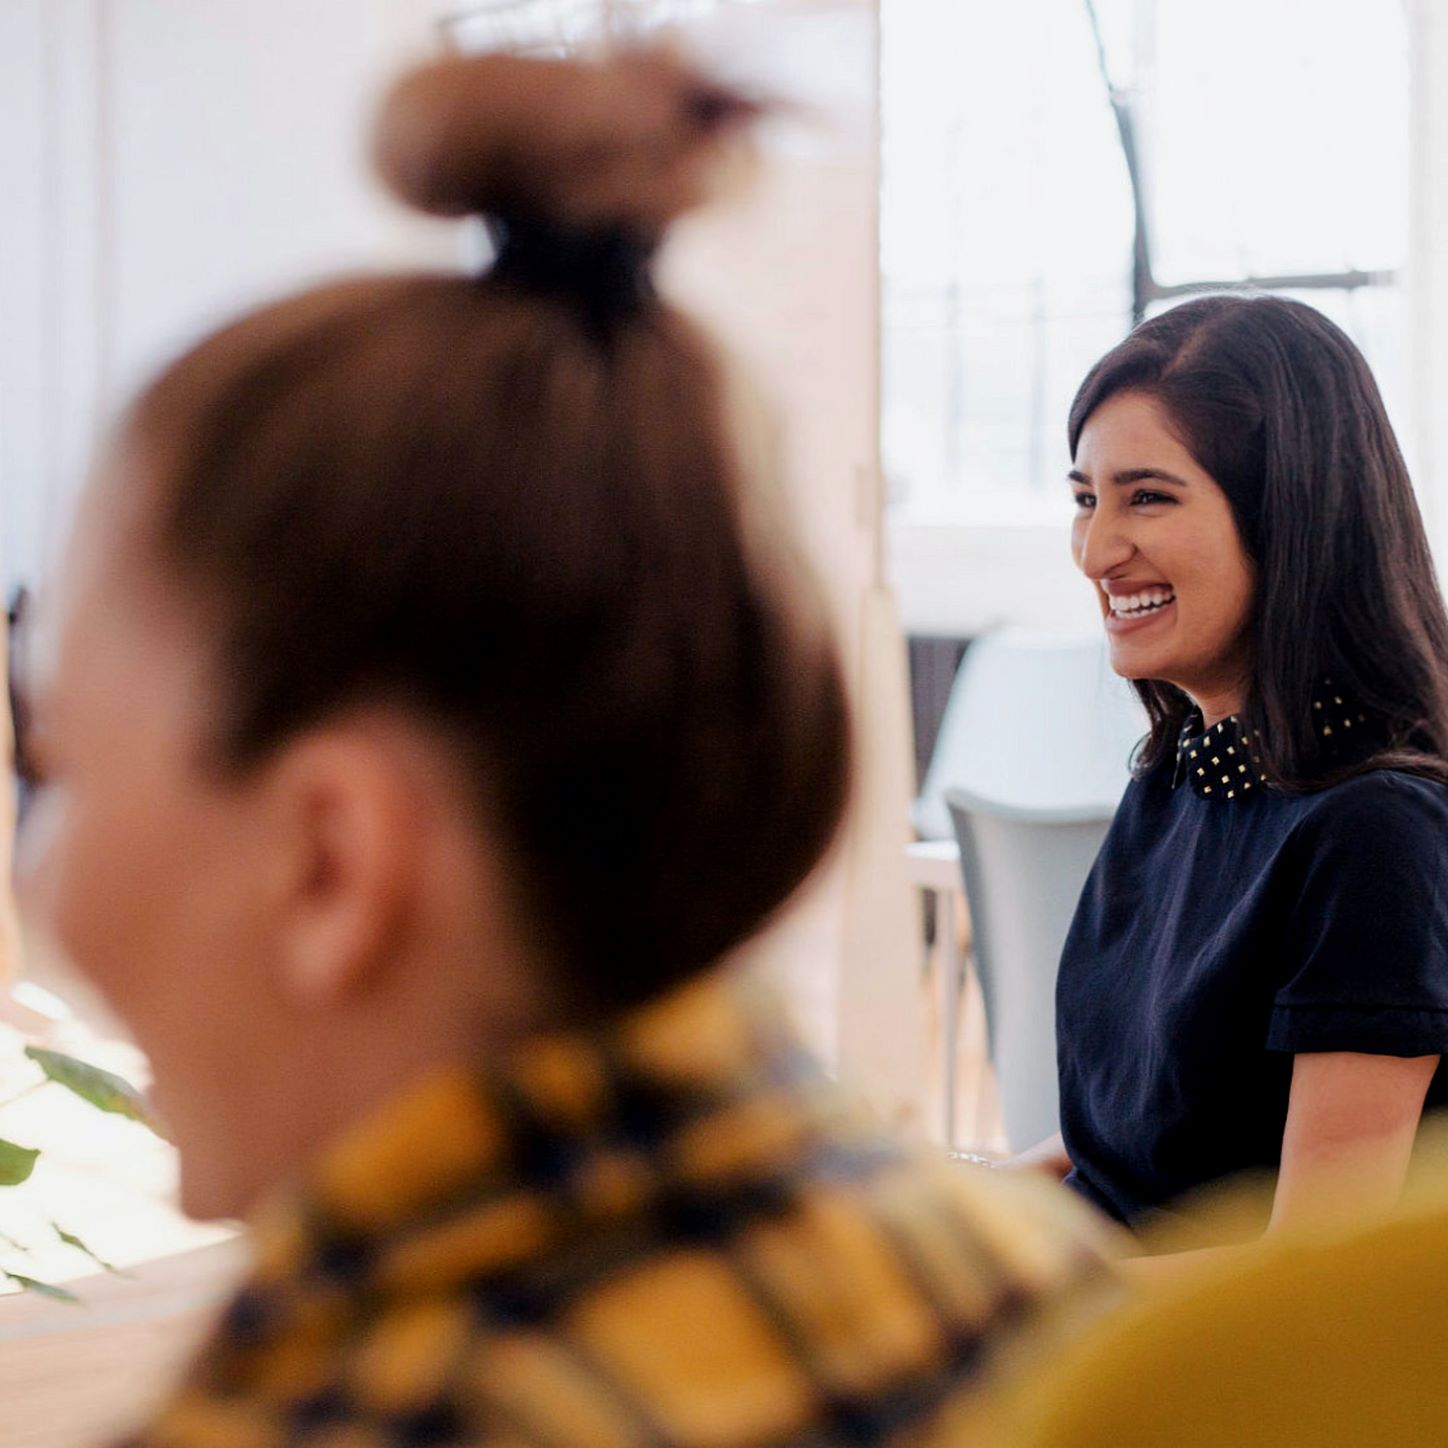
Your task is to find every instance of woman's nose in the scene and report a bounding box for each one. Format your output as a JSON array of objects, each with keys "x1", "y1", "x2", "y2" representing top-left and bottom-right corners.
[{"x1": 1075, "y1": 508, "x2": 1135, "y2": 580}]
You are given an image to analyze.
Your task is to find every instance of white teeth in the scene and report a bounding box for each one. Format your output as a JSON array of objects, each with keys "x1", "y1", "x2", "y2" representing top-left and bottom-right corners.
[{"x1": 1111, "y1": 589, "x2": 1176, "y2": 618}]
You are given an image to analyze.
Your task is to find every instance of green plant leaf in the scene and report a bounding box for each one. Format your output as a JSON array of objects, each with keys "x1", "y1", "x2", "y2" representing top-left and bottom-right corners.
[
  {"x1": 0, "y1": 1231, "x2": 33, "y2": 1257},
  {"x1": 2, "y1": 1270, "x2": 80, "y2": 1304},
  {"x1": 23, "y1": 1047, "x2": 164, "y2": 1136},
  {"x1": 0, "y1": 1138, "x2": 40, "y2": 1187},
  {"x1": 52, "y1": 1222, "x2": 127, "y2": 1277}
]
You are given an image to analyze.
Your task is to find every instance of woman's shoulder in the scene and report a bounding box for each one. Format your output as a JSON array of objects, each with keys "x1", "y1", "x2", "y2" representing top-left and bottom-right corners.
[
  {"x1": 1297, "y1": 766, "x2": 1448, "y2": 811},
  {"x1": 1287, "y1": 768, "x2": 1448, "y2": 855}
]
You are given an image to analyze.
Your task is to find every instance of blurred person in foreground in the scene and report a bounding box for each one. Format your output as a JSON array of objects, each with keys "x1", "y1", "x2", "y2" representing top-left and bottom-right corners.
[{"x1": 20, "y1": 48, "x2": 1113, "y2": 1447}]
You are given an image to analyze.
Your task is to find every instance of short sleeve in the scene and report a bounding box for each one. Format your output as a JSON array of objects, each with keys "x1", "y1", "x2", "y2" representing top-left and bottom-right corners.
[{"x1": 1268, "y1": 772, "x2": 1448, "y2": 1057}]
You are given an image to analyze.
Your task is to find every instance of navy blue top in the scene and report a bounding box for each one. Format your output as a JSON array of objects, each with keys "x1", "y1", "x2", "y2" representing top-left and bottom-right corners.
[{"x1": 1058, "y1": 707, "x2": 1448, "y2": 1226}]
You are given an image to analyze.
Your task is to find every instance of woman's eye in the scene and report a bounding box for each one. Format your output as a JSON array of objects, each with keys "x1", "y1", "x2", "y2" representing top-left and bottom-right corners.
[
  {"x1": 1072, "y1": 492, "x2": 1097, "y2": 511},
  {"x1": 1130, "y1": 489, "x2": 1175, "y2": 507}
]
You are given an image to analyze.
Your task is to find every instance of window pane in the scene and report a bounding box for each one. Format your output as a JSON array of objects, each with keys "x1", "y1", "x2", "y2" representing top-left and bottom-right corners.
[
  {"x1": 1144, "y1": 1, "x2": 1408, "y2": 284},
  {"x1": 883, "y1": 0, "x2": 1411, "y2": 525},
  {"x1": 882, "y1": 0, "x2": 1132, "y2": 522}
]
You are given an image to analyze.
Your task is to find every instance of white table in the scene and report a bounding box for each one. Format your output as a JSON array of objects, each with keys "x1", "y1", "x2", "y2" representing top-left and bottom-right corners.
[
  {"x1": 0, "y1": 1239, "x2": 246, "y2": 1447},
  {"x1": 1, "y1": 985, "x2": 241, "y2": 1445}
]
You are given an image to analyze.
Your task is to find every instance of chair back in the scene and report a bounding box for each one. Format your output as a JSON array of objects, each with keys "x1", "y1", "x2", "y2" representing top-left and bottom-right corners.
[
  {"x1": 917, "y1": 627, "x2": 1135, "y2": 1150},
  {"x1": 914, "y1": 627, "x2": 1139, "y2": 840},
  {"x1": 946, "y1": 790, "x2": 1112, "y2": 1150}
]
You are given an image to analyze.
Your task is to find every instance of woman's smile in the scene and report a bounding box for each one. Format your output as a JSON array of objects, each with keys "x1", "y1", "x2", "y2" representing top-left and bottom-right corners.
[{"x1": 1102, "y1": 581, "x2": 1177, "y2": 634}]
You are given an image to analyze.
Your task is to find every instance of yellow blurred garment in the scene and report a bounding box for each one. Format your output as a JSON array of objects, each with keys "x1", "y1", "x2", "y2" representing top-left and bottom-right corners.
[
  {"x1": 966, "y1": 1147, "x2": 1448, "y2": 1447},
  {"x1": 123, "y1": 971, "x2": 1114, "y2": 1448}
]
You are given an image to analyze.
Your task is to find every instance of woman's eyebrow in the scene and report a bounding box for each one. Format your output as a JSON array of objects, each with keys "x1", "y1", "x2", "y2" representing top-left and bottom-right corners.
[
  {"x1": 1114, "y1": 466, "x2": 1191, "y2": 487},
  {"x1": 1067, "y1": 467, "x2": 1191, "y2": 488}
]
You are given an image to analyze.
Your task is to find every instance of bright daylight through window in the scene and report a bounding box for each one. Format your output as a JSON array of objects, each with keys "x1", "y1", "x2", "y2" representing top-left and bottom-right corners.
[{"x1": 881, "y1": 0, "x2": 1410, "y2": 527}]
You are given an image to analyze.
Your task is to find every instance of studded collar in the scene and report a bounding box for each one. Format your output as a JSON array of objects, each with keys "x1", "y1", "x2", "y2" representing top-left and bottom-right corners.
[
  {"x1": 1175, "y1": 713, "x2": 1264, "y2": 799},
  {"x1": 1173, "y1": 686, "x2": 1371, "y2": 800}
]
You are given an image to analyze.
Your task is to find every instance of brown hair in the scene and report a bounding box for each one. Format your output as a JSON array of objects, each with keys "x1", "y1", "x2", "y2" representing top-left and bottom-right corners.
[
  {"x1": 119, "y1": 48, "x2": 851, "y2": 1012},
  {"x1": 1069, "y1": 293, "x2": 1448, "y2": 791}
]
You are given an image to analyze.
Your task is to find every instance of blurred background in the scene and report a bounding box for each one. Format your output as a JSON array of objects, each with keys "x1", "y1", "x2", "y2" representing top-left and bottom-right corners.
[
  {"x1": 3, "y1": 0, "x2": 1444, "y2": 1128},
  {"x1": 1, "y1": 11, "x2": 1446, "y2": 1428}
]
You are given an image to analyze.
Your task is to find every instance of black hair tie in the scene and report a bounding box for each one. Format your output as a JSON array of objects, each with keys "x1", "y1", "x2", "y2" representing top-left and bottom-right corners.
[{"x1": 486, "y1": 216, "x2": 655, "y2": 334}]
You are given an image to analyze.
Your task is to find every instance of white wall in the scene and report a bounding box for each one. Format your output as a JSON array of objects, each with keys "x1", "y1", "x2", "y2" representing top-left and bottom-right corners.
[
  {"x1": 0, "y1": 0, "x2": 453, "y2": 592},
  {"x1": 103, "y1": 0, "x2": 453, "y2": 392},
  {"x1": 0, "y1": 2, "x2": 98, "y2": 591}
]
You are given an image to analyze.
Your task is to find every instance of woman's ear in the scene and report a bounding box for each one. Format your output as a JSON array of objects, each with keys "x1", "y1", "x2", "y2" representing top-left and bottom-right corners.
[{"x1": 267, "y1": 724, "x2": 423, "y2": 1008}]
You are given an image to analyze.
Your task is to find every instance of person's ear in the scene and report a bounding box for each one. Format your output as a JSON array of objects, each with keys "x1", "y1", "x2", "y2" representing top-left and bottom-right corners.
[{"x1": 267, "y1": 726, "x2": 422, "y2": 1008}]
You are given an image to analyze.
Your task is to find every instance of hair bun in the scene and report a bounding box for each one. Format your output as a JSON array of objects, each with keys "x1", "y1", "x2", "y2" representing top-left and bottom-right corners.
[{"x1": 372, "y1": 46, "x2": 762, "y2": 245}]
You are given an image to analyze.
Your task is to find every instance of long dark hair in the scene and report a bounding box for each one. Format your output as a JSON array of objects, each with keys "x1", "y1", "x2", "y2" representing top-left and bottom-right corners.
[
  {"x1": 118, "y1": 49, "x2": 851, "y2": 1014},
  {"x1": 1068, "y1": 293, "x2": 1448, "y2": 791}
]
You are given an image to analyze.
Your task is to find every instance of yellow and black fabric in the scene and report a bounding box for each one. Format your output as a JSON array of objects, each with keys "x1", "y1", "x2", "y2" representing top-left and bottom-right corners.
[{"x1": 124, "y1": 972, "x2": 1114, "y2": 1448}]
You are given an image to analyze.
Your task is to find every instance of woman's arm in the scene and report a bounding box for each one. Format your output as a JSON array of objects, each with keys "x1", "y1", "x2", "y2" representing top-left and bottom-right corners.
[
  {"x1": 1269, "y1": 1050, "x2": 1438, "y2": 1231},
  {"x1": 1126, "y1": 1052, "x2": 1437, "y2": 1284},
  {"x1": 1006, "y1": 1132, "x2": 1072, "y2": 1179}
]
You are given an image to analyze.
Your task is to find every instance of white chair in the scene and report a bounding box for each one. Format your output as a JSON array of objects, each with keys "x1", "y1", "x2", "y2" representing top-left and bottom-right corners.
[
  {"x1": 946, "y1": 791, "x2": 1113, "y2": 1151},
  {"x1": 913, "y1": 627, "x2": 1142, "y2": 840},
  {"x1": 915, "y1": 628, "x2": 1141, "y2": 1149}
]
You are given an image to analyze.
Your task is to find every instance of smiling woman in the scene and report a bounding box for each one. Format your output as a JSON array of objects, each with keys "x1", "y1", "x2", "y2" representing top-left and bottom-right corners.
[
  {"x1": 1069, "y1": 392, "x2": 1255, "y2": 728},
  {"x1": 1047, "y1": 293, "x2": 1448, "y2": 1238}
]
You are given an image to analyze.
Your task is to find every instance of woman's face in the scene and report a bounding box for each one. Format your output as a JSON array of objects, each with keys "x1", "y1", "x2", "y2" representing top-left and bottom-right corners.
[
  {"x1": 18, "y1": 478, "x2": 289, "y2": 1218},
  {"x1": 1070, "y1": 390, "x2": 1255, "y2": 712}
]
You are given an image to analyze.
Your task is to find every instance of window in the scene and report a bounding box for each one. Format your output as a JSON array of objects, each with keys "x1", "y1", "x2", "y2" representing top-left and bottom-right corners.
[{"x1": 882, "y1": 0, "x2": 1411, "y2": 527}]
